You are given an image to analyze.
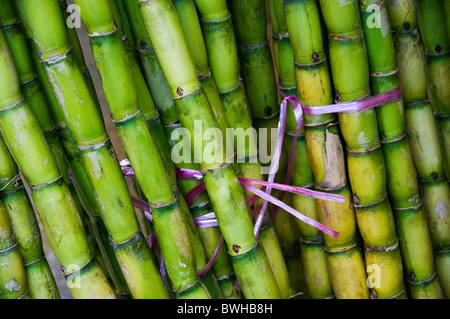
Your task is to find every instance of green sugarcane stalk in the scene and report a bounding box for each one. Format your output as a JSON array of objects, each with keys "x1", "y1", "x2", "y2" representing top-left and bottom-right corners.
[
  {"x1": 165, "y1": 124, "x2": 241, "y2": 299},
  {"x1": 0, "y1": 197, "x2": 28, "y2": 299},
  {"x1": 0, "y1": 26, "x2": 115, "y2": 299},
  {"x1": 0, "y1": 1, "x2": 73, "y2": 197},
  {"x1": 272, "y1": 2, "x2": 327, "y2": 300},
  {"x1": 193, "y1": 0, "x2": 264, "y2": 191},
  {"x1": 272, "y1": 203, "x2": 307, "y2": 298},
  {"x1": 229, "y1": 0, "x2": 280, "y2": 152},
  {"x1": 0, "y1": 135, "x2": 60, "y2": 299},
  {"x1": 172, "y1": 0, "x2": 231, "y2": 140},
  {"x1": 416, "y1": 0, "x2": 450, "y2": 179},
  {"x1": 113, "y1": 0, "x2": 138, "y2": 61},
  {"x1": 267, "y1": 0, "x2": 280, "y2": 75},
  {"x1": 108, "y1": 0, "x2": 175, "y2": 178},
  {"x1": 386, "y1": 0, "x2": 447, "y2": 299},
  {"x1": 318, "y1": 0, "x2": 409, "y2": 299},
  {"x1": 138, "y1": 0, "x2": 281, "y2": 299},
  {"x1": 121, "y1": 0, "x2": 240, "y2": 298},
  {"x1": 273, "y1": 1, "x2": 319, "y2": 299},
  {"x1": 156, "y1": 3, "x2": 230, "y2": 293},
  {"x1": 59, "y1": 0, "x2": 101, "y2": 112},
  {"x1": 195, "y1": 0, "x2": 292, "y2": 298},
  {"x1": 14, "y1": 0, "x2": 169, "y2": 299}
]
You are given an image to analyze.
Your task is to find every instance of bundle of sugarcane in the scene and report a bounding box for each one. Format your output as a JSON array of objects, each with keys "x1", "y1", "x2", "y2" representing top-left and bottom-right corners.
[
  {"x1": 268, "y1": 0, "x2": 332, "y2": 299},
  {"x1": 386, "y1": 0, "x2": 448, "y2": 298},
  {"x1": 120, "y1": 0, "x2": 242, "y2": 298},
  {"x1": 0, "y1": 2, "x2": 125, "y2": 297},
  {"x1": 416, "y1": 0, "x2": 450, "y2": 177},
  {"x1": 316, "y1": 0, "x2": 412, "y2": 299},
  {"x1": 0, "y1": 194, "x2": 28, "y2": 299},
  {"x1": 232, "y1": 1, "x2": 303, "y2": 299},
  {"x1": 3, "y1": 0, "x2": 133, "y2": 297},
  {"x1": 0, "y1": 24, "x2": 116, "y2": 298},
  {"x1": 137, "y1": 0, "x2": 284, "y2": 299},
  {"x1": 359, "y1": 0, "x2": 443, "y2": 299},
  {"x1": 13, "y1": 0, "x2": 172, "y2": 299},
  {"x1": 2, "y1": 0, "x2": 448, "y2": 300},
  {"x1": 0, "y1": 134, "x2": 60, "y2": 299},
  {"x1": 224, "y1": 0, "x2": 294, "y2": 298},
  {"x1": 282, "y1": 0, "x2": 361, "y2": 299},
  {"x1": 415, "y1": 1, "x2": 450, "y2": 298}
]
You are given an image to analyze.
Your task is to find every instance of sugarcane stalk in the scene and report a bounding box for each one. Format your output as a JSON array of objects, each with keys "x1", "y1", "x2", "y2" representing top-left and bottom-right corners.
[
  {"x1": 59, "y1": 0, "x2": 101, "y2": 112},
  {"x1": 0, "y1": 134, "x2": 60, "y2": 299},
  {"x1": 138, "y1": 0, "x2": 281, "y2": 299},
  {"x1": 386, "y1": 0, "x2": 447, "y2": 299},
  {"x1": 193, "y1": 0, "x2": 265, "y2": 193},
  {"x1": 107, "y1": 0, "x2": 175, "y2": 179},
  {"x1": 263, "y1": 0, "x2": 308, "y2": 298},
  {"x1": 0, "y1": 1, "x2": 74, "y2": 196},
  {"x1": 172, "y1": 0, "x2": 231, "y2": 139},
  {"x1": 229, "y1": 0, "x2": 280, "y2": 149},
  {"x1": 112, "y1": 0, "x2": 138, "y2": 61},
  {"x1": 0, "y1": 26, "x2": 115, "y2": 299},
  {"x1": 14, "y1": 0, "x2": 169, "y2": 299},
  {"x1": 270, "y1": 194, "x2": 307, "y2": 298},
  {"x1": 269, "y1": 0, "x2": 333, "y2": 299},
  {"x1": 272, "y1": 202, "x2": 307, "y2": 298},
  {"x1": 165, "y1": 123, "x2": 241, "y2": 299},
  {"x1": 357, "y1": 0, "x2": 432, "y2": 299},
  {"x1": 0, "y1": 197, "x2": 28, "y2": 299},
  {"x1": 416, "y1": 0, "x2": 450, "y2": 178}
]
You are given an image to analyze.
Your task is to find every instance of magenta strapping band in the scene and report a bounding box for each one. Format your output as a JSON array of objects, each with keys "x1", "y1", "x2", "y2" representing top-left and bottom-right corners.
[
  {"x1": 184, "y1": 182, "x2": 206, "y2": 207},
  {"x1": 198, "y1": 236, "x2": 224, "y2": 280},
  {"x1": 176, "y1": 167, "x2": 203, "y2": 180}
]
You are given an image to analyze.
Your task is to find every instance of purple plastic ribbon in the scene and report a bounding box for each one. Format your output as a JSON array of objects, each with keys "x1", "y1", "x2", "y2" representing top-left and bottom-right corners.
[
  {"x1": 241, "y1": 182, "x2": 339, "y2": 238},
  {"x1": 198, "y1": 236, "x2": 224, "y2": 279}
]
